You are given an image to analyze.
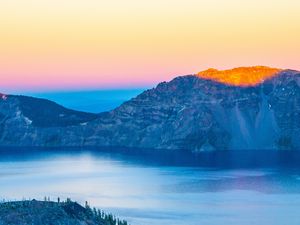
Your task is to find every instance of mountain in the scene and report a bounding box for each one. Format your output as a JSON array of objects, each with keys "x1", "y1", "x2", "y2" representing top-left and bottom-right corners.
[
  {"x1": 0, "y1": 66, "x2": 299, "y2": 151},
  {"x1": 0, "y1": 95, "x2": 98, "y2": 146},
  {"x1": 1, "y1": 94, "x2": 98, "y2": 127},
  {"x1": 197, "y1": 66, "x2": 282, "y2": 86}
]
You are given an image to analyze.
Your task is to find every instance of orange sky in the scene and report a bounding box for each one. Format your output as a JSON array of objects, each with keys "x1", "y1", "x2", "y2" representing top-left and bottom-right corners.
[{"x1": 0, "y1": 0, "x2": 300, "y2": 91}]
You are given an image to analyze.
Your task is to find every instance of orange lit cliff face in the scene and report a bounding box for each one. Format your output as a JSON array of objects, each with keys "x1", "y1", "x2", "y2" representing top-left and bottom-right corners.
[{"x1": 197, "y1": 66, "x2": 282, "y2": 87}]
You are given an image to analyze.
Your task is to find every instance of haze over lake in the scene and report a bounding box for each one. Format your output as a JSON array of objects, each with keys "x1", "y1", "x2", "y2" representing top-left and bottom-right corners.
[{"x1": 24, "y1": 89, "x2": 145, "y2": 113}]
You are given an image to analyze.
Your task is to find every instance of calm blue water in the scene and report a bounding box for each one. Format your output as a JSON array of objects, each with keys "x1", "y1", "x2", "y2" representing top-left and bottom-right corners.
[
  {"x1": 24, "y1": 89, "x2": 145, "y2": 113},
  {"x1": 1, "y1": 149, "x2": 300, "y2": 225}
]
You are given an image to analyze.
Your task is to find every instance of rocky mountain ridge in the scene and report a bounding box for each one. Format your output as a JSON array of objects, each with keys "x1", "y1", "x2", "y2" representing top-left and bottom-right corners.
[{"x1": 0, "y1": 67, "x2": 299, "y2": 151}]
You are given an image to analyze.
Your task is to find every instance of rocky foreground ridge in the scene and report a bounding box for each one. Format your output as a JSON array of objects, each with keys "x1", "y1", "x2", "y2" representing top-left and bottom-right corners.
[
  {"x1": 0, "y1": 66, "x2": 299, "y2": 151},
  {"x1": 0, "y1": 199, "x2": 128, "y2": 225}
]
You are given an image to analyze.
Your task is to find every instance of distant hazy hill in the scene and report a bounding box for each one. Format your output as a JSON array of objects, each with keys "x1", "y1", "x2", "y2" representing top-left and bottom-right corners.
[{"x1": 0, "y1": 66, "x2": 299, "y2": 151}]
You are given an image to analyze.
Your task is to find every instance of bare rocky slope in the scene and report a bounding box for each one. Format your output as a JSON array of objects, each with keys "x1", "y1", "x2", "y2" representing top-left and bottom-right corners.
[{"x1": 0, "y1": 68, "x2": 299, "y2": 151}]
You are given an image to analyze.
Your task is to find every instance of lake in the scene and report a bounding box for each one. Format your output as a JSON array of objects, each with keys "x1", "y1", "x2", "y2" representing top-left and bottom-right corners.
[{"x1": 1, "y1": 148, "x2": 300, "y2": 225}]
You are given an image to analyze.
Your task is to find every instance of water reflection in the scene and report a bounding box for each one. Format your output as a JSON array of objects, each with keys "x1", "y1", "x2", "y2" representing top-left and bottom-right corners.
[{"x1": 1, "y1": 148, "x2": 300, "y2": 225}]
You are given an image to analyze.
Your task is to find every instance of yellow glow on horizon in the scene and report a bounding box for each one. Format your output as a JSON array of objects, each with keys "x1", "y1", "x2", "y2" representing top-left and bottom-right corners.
[{"x1": 0, "y1": 0, "x2": 300, "y2": 90}]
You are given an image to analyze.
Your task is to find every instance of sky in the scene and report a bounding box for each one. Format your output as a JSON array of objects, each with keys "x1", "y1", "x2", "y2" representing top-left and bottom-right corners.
[{"x1": 1, "y1": 0, "x2": 300, "y2": 92}]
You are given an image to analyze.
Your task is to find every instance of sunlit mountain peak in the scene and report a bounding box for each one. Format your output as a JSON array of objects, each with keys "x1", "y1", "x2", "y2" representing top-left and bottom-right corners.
[{"x1": 197, "y1": 66, "x2": 282, "y2": 86}]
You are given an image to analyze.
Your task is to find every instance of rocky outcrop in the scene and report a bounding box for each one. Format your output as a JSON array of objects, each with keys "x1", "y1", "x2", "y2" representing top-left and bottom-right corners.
[
  {"x1": 0, "y1": 68, "x2": 299, "y2": 151},
  {"x1": 0, "y1": 199, "x2": 128, "y2": 225}
]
